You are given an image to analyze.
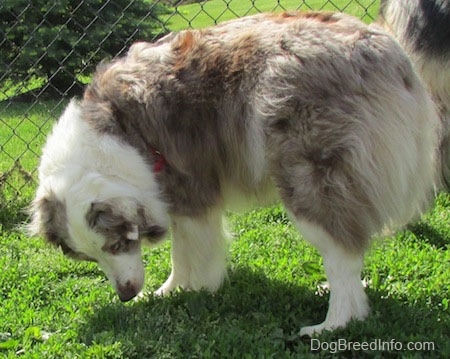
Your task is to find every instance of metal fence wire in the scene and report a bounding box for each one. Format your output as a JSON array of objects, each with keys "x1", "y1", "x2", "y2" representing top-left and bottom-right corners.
[{"x1": 0, "y1": 0, "x2": 379, "y2": 223}]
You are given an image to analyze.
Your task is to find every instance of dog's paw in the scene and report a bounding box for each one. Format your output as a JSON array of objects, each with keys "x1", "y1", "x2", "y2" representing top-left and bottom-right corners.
[
  {"x1": 154, "y1": 274, "x2": 180, "y2": 296},
  {"x1": 132, "y1": 291, "x2": 147, "y2": 302},
  {"x1": 300, "y1": 323, "x2": 329, "y2": 337},
  {"x1": 300, "y1": 302, "x2": 370, "y2": 337},
  {"x1": 154, "y1": 285, "x2": 172, "y2": 297}
]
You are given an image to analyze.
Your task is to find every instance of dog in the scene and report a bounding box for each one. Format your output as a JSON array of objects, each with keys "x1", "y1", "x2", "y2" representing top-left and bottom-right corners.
[
  {"x1": 379, "y1": 0, "x2": 450, "y2": 187},
  {"x1": 29, "y1": 11, "x2": 440, "y2": 336}
]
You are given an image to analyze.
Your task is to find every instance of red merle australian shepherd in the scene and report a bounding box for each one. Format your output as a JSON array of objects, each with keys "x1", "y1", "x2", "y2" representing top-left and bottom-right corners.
[{"x1": 29, "y1": 11, "x2": 440, "y2": 336}]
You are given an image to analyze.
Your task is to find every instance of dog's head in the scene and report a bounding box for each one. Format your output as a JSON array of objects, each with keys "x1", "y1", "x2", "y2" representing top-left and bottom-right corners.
[
  {"x1": 28, "y1": 101, "x2": 169, "y2": 301},
  {"x1": 29, "y1": 181, "x2": 167, "y2": 301}
]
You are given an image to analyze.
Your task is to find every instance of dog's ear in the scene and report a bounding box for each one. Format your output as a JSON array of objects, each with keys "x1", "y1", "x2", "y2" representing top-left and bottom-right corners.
[
  {"x1": 86, "y1": 201, "x2": 139, "y2": 241},
  {"x1": 86, "y1": 200, "x2": 167, "y2": 244},
  {"x1": 28, "y1": 193, "x2": 67, "y2": 248}
]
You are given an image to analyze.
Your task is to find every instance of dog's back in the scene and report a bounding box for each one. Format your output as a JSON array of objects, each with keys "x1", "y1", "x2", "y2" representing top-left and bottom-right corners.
[{"x1": 81, "y1": 11, "x2": 439, "y2": 237}]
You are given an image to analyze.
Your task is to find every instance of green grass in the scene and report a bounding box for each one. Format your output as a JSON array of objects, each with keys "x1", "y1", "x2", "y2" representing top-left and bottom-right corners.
[
  {"x1": 163, "y1": 0, "x2": 380, "y2": 31},
  {"x1": 1, "y1": 0, "x2": 449, "y2": 357},
  {"x1": 0, "y1": 201, "x2": 449, "y2": 357},
  {"x1": 0, "y1": 101, "x2": 67, "y2": 225}
]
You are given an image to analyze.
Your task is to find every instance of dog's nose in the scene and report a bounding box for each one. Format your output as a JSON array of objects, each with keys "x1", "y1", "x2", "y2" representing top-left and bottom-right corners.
[{"x1": 117, "y1": 280, "x2": 139, "y2": 302}]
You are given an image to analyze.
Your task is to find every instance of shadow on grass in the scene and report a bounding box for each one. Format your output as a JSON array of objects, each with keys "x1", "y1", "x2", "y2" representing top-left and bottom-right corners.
[
  {"x1": 407, "y1": 221, "x2": 449, "y2": 249},
  {"x1": 78, "y1": 267, "x2": 447, "y2": 358}
]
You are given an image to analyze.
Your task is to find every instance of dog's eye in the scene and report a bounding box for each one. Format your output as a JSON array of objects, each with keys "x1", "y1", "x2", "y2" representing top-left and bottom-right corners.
[
  {"x1": 110, "y1": 242, "x2": 122, "y2": 253},
  {"x1": 105, "y1": 239, "x2": 137, "y2": 255}
]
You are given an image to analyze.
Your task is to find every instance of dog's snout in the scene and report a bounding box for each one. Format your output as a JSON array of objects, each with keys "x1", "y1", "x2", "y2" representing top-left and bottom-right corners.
[{"x1": 117, "y1": 280, "x2": 139, "y2": 302}]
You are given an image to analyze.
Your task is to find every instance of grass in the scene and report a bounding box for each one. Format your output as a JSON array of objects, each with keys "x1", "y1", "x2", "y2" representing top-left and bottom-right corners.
[
  {"x1": 0, "y1": 198, "x2": 449, "y2": 357},
  {"x1": 1, "y1": 0, "x2": 449, "y2": 357},
  {"x1": 0, "y1": 100, "x2": 67, "y2": 226},
  {"x1": 163, "y1": 0, "x2": 379, "y2": 30}
]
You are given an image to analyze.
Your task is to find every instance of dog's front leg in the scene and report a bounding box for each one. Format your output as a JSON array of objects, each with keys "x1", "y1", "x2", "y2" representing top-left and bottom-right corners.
[{"x1": 155, "y1": 207, "x2": 229, "y2": 295}]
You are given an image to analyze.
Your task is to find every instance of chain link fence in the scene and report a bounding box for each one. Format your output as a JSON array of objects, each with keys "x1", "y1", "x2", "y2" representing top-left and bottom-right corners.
[{"x1": 0, "y1": 0, "x2": 379, "y2": 225}]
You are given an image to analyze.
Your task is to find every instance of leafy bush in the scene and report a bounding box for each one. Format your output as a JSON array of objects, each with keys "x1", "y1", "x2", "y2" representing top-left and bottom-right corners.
[{"x1": 0, "y1": 0, "x2": 169, "y2": 95}]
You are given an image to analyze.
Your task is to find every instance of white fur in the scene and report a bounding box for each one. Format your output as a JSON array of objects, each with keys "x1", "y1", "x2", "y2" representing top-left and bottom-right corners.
[
  {"x1": 35, "y1": 101, "x2": 169, "y2": 299},
  {"x1": 39, "y1": 101, "x2": 167, "y2": 212},
  {"x1": 155, "y1": 206, "x2": 229, "y2": 295},
  {"x1": 64, "y1": 178, "x2": 146, "y2": 298},
  {"x1": 293, "y1": 218, "x2": 369, "y2": 336}
]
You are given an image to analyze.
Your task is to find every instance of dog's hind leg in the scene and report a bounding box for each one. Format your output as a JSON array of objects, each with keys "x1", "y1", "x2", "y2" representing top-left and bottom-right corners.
[
  {"x1": 155, "y1": 206, "x2": 229, "y2": 295},
  {"x1": 293, "y1": 218, "x2": 369, "y2": 337}
]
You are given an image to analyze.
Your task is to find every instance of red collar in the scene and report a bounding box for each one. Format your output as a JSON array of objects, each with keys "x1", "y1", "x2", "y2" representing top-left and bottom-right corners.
[{"x1": 149, "y1": 145, "x2": 166, "y2": 173}]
